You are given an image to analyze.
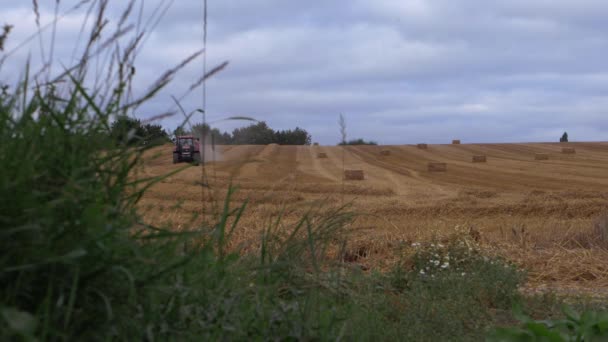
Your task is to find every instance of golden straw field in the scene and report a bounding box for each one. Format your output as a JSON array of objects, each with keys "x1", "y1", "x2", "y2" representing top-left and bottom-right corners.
[{"x1": 139, "y1": 142, "x2": 608, "y2": 295}]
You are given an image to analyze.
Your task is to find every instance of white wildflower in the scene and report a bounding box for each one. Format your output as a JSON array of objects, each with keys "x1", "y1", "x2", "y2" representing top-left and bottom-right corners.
[
  {"x1": 419, "y1": 269, "x2": 425, "y2": 275},
  {"x1": 441, "y1": 262, "x2": 449, "y2": 269}
]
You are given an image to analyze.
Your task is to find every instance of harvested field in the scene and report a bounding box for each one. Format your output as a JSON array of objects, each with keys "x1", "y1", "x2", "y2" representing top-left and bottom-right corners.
[
  {"x1": 563, "y1": 147, "x2": 576, "y2": 154},
  {"x1": 139, "y1": 142, "x2": 608, "y2": 294},
  {"x1": 344, "y1": 169, "x2": 365, "y2": 180},
  {"x1": 535, "y1": 153, "x2": 550, "y2": 160},
  {"x1": 428, "y1": 162, "x2": 447, "y2": 172},
  {"x1": 380, "y1": 150, "x2": 391, "y2": 156},
  {"x1": 317, "y1": 152, "x2": 328, "y2": 158},
  {"x1": 417, "y1": 143, "x2": 428, "y2": 149},
  {"x1": 472, "y1": 155, "x2": 487, "y2": 163}
]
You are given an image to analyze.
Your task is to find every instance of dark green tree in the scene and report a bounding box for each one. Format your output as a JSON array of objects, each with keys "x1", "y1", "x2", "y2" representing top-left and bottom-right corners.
[
  {"x1": 173, "y1": 126, "x2": 188, "y2": 137},
  {"x1": 560, "y1": 132, "x2": 569, "y2": 142},
  {"x1": 275, "y1": 127, "x2": 312, "y2": 145},
  {"x1": 142, "y1": 123, "x2": 170, "y2": 145},
  {"x1": 338, "y1": 138, "x2": 378, "y2": 146},
  {"x1": 231, "y1": 121, "x2": 276, "y2": 145},
  {"x1": 191, "y1": 123, "x2": 232, "y2": 144},
  {"x1": 110, "y1": 115, "x2": 146, "y2": 145}
]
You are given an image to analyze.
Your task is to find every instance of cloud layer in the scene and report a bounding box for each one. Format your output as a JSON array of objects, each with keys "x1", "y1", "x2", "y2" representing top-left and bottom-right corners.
[{"x1": 2, "y1": 0, "x2": 608, "y2": 144}]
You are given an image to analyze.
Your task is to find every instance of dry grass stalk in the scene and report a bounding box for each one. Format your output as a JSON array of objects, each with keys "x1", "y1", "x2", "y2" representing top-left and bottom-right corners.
[
  {"x1": 317, "y1": 152, "x2": 328, "y2": 159},
  {"x1": 562, "y1": 147, "x2": 576, "y2": 154},
  {"x1": 428, "y1": 162, "x2": 447, "y2": 172},
  {"x1": 417, "y1": 143, "x2": 428, "y2": 149},
  {"x1": 565, "y1": 214, "x2": 608, "y2": 249},
  {"x1": 535, "y1": 153, "x2": 549, "y2": 160},
  {"x1": 452, "y1": 139, "x2": 461, "y2": 145},
  {"x1": 380, "y1": 150, "x2": 391, "y2": 156},
  {"x1": 472, "y1": 155, "x2": 487, "y2": 163},
  {"x1": 344, "y1": 170, "x2": 364, "y2": 180}
]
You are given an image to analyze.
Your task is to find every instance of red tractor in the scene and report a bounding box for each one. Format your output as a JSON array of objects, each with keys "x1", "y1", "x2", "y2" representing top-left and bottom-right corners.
[{"x1": 173, "y1": 135, "x2": 201, "y2": 164}]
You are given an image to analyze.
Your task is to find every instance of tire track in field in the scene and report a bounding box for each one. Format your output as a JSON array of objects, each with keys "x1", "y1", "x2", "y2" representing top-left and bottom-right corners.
[{"x1": 297, "y1": 145, "x2": 341, "y2": 182}]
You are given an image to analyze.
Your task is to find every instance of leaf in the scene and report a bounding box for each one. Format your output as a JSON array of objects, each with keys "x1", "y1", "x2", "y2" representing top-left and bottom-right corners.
[
  {"x1": 1, "y1": 307, "x2": 38, "y2": 335},
  {"x1": 562, "y1": 306, "x2": 581, "y2": 324},
  {"x1": 524, "y1": 322, "x2": 565, "y2": 341}
]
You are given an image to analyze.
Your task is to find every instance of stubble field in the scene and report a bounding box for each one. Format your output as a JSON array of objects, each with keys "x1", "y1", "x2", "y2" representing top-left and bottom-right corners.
[{"x1": 138, "y1": 142, "x2": 608, "y2": 295}]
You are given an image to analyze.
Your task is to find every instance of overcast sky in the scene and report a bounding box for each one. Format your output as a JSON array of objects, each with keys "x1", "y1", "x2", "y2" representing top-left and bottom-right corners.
[{"x1": 2, "y1": 0, "x2": 608, "y2": 144}]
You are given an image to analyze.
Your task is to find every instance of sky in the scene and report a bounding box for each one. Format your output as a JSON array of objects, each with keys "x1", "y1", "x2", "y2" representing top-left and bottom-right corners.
[{"x1": 1, "y1": 0, "x2": 608, "y2": 144}]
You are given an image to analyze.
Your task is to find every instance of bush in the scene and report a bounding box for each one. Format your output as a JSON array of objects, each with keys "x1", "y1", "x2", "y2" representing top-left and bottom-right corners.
[
  {"x1": 344, "y1": 235, "x2": 525, "y2": 341},
  {"x1": 338, "y1": 138, "x2": 378, "y2": 145},
  {"x1": 489, "y1": 306, "x2": 608, "y2": 341}
]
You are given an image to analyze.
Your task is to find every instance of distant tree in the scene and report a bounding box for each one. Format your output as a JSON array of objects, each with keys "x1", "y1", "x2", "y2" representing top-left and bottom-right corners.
[
  {"x1": 171, "y1": 121, "x2": 311, "y2": 145},
  {"x1": 560, "y1": 132, "x2": 569, "y2": 143},
  {"x1": 231, "y1": 121, "x2": 276, "y2": 145},
  {"x1": 191, "y1": 123, "x2": 232, "y2": 145},
  {"x1": 339, "y1": 114, "x2": 347, "y2": 145},
  {"x1": 338, "y1": 138, "x2": 378, "y2": 146},
  {"x1": 110, "y1": 115, "x2": 146, "y2": 145},
  {"x1": 142, "y1": 123, "x2": 170, "y2": 145},
  {"x1": 173, "y1": 126, "x2": 188, "y2": 137},
  {"x1": 275, "y1": 127, "x2": 312, "y2": 145}
]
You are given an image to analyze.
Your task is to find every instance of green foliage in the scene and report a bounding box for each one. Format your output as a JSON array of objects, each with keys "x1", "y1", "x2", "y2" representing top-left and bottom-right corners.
[
  {"x1": 339, "y1": 138, "x2": 378, "y2": 145},
  {"x1": 231, "y1": 121, "x2": 276, "y2": 144},
  {"x1": 173, "y1": 125, "x2": 188, "y2": 137},
  {"x1": 0, "y1": 71, "x2": 349, "y2": 339},
  {"x1": 191, "y1": 122, "x2": 232, "y2": 144},
  {"x1": 345, "y1": 236, "x2": 525, "y2": 341},
  {"x1": 110, "y1": 115, "x2": 169, "y2": 145},
  {"x1": 275, "y1": 127, "x2": 312, "y2": 145},
  {"x1": 489, "y1": 306, "x2": 608, "y2": 341},
  {"x1": 178, "y1": 121, "x2": 311, "y2": 145}
]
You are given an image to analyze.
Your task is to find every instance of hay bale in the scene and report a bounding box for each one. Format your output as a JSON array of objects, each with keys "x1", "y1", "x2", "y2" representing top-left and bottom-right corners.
[
  {"x1": 472, "y1": 155, "x2": 487, "y2": 163},
  {"x1": 313, "y1": 142, "x2": 319, "y2": 146},
  {"x1": 380, "y1": 150, "x2": 391, "y2": 156},
  {"x1": 317, "y1": 152, "x2": 328, "y2": 159},
  {"x1": 452, "y1": 140, "x2": 461, "y2": 145},
  {"x1": 535, "y1": 153, "x2": 549, "y2": 160},
  {"x1": 344, "y1": 170, "x2": 364, "y2": 180},
  {"x1": 428, "y1": 162, "x2": 447, "y2": 172},
  {"x1": 562, "y1": 147, "x2": 576, "y2": 154},
  {"x1": 417, "y1": 143, "x2": 428, "y2": 149}
]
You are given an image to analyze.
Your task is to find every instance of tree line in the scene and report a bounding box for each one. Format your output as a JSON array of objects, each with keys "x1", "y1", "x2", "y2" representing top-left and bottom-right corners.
[{"x1": 109, "y1": 116, "x2": 311, "y2": 145}]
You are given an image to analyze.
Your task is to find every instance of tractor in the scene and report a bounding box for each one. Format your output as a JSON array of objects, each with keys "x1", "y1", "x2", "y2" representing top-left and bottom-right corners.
[{"x1": 173, "y1": 135, "x2": 201, "y2": 164}]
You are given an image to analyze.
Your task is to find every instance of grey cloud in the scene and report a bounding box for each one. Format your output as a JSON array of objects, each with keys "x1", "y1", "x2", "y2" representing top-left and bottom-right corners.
[{"x1": 1, "y1": 1, "x2": 607, "y2": 144}]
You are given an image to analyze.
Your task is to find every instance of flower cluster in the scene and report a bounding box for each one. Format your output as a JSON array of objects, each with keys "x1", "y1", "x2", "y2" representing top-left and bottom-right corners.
[{"x1": 410, "y1": 236, "x2": 505, "y2": 278}]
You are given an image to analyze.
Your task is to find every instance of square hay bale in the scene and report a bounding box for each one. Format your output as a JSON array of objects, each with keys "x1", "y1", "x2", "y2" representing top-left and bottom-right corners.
[
  {"x1": 472, "y1": 155, "x2": 487, "y2": 163},
  {"x1": 535, "y1": 153, "x2": 549, "y2": 160},
  {"x1": 380, "y1": 150, "x2": 391, "y2": 156},
  {"x1": 317, "y1": 152, "x2": 328, "y2": 159},
  {"x1": 562, "y1": 147, "x2": 576, "y2": 154},
  {"x1": 417, "y1": 143, "x2": 428, "y2": 149},
  {"x1": 344, "y1": 170, "x2": 364, "y2": 180},
  {"x1": 313, "y1": 142, "x2": 319, "y2": 146},
  {"x1": 452, "y1": 139, "x2": 461, "y2": 145},
  {"x1": 428, "y1": 162, "x2": 447, "y2": 172}
]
